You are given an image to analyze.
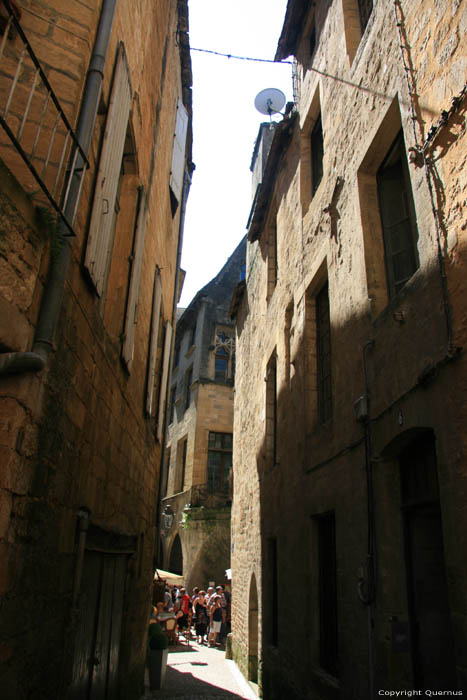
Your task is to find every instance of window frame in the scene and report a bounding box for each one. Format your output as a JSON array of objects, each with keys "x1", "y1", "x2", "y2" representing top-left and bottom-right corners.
[
  {"x1": 185, "y1": 366, "x2": 193, "y2": 411},
  {"x1": 206, "y1": 431, "x2": 233, "y2": 494},
  {"x1": 376, "y1": 131, "x2": 419, "y2": 300},
  {"x1": 311, "y1": 113, "x2": 324, "y2": 197},
  {"x1": 316, "y1": 282, "x2": 332, "y2": 424}
]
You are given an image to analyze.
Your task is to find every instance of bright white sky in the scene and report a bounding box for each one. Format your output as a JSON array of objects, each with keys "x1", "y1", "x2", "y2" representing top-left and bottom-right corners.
[{"x1": 179, "y1": 0, "x2": 292, "y2": 307}]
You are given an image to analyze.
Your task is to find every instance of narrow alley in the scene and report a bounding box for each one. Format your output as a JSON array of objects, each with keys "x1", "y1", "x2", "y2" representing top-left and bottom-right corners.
[
  {"x1": 0, "y1": 0, "x2": 466, "y2": 699},
  {"x1": 142, "y1": 641, "x2": 257, "y2": 700}
]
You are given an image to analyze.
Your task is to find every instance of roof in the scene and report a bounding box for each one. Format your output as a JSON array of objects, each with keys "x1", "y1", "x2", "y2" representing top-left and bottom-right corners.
[{"x1": 275, "y1": 0, "x2": 309, "y2": 62}]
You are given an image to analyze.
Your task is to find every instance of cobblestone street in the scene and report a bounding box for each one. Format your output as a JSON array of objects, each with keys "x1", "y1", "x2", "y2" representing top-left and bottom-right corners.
[{"x1": 142, "y1": 639, "x2": 257, "y2": 700}]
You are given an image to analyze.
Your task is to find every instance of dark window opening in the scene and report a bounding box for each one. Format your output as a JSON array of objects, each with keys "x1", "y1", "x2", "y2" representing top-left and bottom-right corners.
[
  {"x1": 358, "y1": 0, "x2": 373, "y2": 33},
  {"x1": 377, "y1": 131, "x2": 419, "y2": 298},
  {"x1": 180, "y1": 438, "x2": 187, "y2": 492},
  {"x1": 169, "y1": 387, "x2": 176, "y2": 424},
  {"x1": 266, "y1": 353, "x2": 277, "y2": 465},
  {"x1": 207, "y1": 432, "x2": 232, "y2": 494},
  {"x1": 190, "y1": 322, "x2": 197, "y2": 347},
  {"x1": 311, "y1": 114, "x2": 324, "y2": 196},
  {"x1": 318, "y1": 513, "x2": 338, "y2": 676},
  {"x1": 163, "y1": 448, "x2": 170, "y2": 497},
  {"x1": 309, "y1": 21, "x2": 317, "y2": 59},
  {"x1": 316, "y1": 283, "x2": 332, "y2": 423},
  {"x1": 215, "y1": 347, "x2": 229, "y2": 382},
  {"x1": 185, "y1": 367, "x2": 193, "y2": 410}
]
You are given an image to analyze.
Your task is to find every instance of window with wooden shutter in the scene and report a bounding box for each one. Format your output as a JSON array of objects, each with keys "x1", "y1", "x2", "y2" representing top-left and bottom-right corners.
[
  {"x1": 145, "y1": 267, "x2": 163, "y2": 416},
  {"x1": 121, "y1": 191, "x2": 148, "y2": 370},
  {"x1": 169, "y1": 98, "x2": 188, "y2": 213},
  {"x1": 85, "y1": 44, "x2": 132, "y2": 296},
  {"x1": 156, "y1": 321, "x2": 173, "y2": 442},
  {"x1": 377, "y1": 132, "x2": 419, "y2": 298}
]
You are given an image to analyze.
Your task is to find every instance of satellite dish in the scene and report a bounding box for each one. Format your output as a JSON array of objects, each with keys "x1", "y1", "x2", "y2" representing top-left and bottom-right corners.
[{"x1": 254, "y1": 88, "x2": 286, "y2": 116}]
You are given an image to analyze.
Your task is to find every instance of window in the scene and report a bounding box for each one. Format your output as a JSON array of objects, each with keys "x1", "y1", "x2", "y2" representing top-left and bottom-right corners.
[
  {"x1": 163, "y1": 448, "x2": 170, "y2": 497},
  {"x1": 342, "y1": 0, "x2": 373, "y2": 64},
  {"x1": 169, "y1": 386, "x2": 177, "y2": 424},
  {"x1": 266, "y1": 217, "x2": 278, "y2": 302},
  {"x1": 85, "y1": 44, "x2": 132, "y2": 297},
  {"x1": 318, "y1": 513, "x2": 338, "y2": 676},
  {"x1": 316, "y1": 283, "x2": 332, "y2": 424},
  {"x1": 358, "y1": 0, "x2": 373, "y2": 33},
  {"x1": 309, "y1": 20, "x2": 317, "y2": 60},
  {"x1": 215, "y1": 346, "x2": 228, "y2": 382},
  {"x1": 189, "y1": 321, "x2": 197, "y2": 347},
  {"x1": 311, "y1": 114, "x2": 324, "y2": 197},
  {"x1": 266, "y1": 352, "x2": 277, "y2": 465},
  {"x1": 377, "y1": 131, "x2": 419, "y2": 299},
  {"x1": 157, "y1": 321, "x2": 173, "y2": 442},
  {"x1": 169, "y1": 98, "x2": 189, "y2": 215},
  {"x1": 300, "y1": 86, "x2": 321, "y2": 212},
  {"x1": 179, "y1": 438, "x2": 187, "y2": 492},
  {"x1": 121, "y1": 187, "x2": 148, "y2": 370},
  {"x1": 173, "y1": 342, "x2": 180, "y2": 368},
  {"x1": 185, "y1": 366, "x2": 193, "y2": 410},
  {"x1": 207, "y1": 432, "x2": 232, "y2": 494},
  {"x1": 213, "y1": 330, "x2": 234, "y2": 382},
  {"x1": 145, "y1": 267, "x2": 163, "y2": 416}
]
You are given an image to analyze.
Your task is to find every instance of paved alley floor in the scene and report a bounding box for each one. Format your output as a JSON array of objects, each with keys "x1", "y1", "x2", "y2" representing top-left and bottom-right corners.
[{"x1": 142, "y1": 638, "x2": 257, "y2": 700}]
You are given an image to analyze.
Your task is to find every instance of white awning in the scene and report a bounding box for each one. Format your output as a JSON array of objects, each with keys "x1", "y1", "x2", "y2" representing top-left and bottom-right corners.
[{"x1": 154, "y1": 569, "x2": 184, "y2": 586}]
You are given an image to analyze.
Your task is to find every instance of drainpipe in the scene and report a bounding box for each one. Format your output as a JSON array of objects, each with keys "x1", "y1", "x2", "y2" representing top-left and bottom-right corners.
[
  {"x1": 357, "y1": 339, "x2": 376, "y2": 700},
  {"x1": 0, "y1": 0, "x2": 117, "y2": 376}
]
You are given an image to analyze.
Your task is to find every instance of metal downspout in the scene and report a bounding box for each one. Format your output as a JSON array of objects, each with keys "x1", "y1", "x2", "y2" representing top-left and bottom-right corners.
[{"x1": 0, "y1": 0, "x2": 117, "y2": 376}]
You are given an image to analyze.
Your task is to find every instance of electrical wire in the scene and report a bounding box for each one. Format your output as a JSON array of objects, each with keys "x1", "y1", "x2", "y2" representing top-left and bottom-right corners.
[{"x1": 190, "y1": 46, "x2": 293, "y2": 65}]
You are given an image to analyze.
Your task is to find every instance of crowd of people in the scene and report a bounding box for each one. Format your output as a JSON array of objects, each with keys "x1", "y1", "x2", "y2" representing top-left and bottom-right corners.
[{"x1": 154, "y1": 583, "x2": 231, "y2": 647}]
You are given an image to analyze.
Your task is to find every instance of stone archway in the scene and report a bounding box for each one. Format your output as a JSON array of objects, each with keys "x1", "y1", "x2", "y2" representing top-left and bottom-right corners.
[
  {"x1": 169, "y1": 534, "x2": 183, "y2": 575},
  {"x1": 248, "y1": 573, "x2": 259, "y2": 683}
]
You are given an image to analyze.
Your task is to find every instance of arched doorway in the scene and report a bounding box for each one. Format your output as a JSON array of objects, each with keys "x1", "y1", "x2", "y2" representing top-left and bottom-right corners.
[
  {"x1": 169, "y1": 534, "x2": 183, "y2": 575},
  {"x1": 248, "y1": 573, "x2": 259, "y2": 683}
]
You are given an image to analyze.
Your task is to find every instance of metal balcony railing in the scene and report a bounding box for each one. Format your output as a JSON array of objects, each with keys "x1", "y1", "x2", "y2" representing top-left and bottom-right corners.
[
  {"x1": 0, "y1": 0, "x2": 88, "y2": 235},
  {"x1": 189, "y1": 482, "x2": 232, "y2": 509}
]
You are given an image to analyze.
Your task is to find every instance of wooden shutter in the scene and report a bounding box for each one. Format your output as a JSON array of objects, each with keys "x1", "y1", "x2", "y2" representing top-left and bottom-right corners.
[
  {"x1": 169, "y1": 98, "x2": 188, "y2": 205},
  {"x1": 157, "y1": 321, "x2": 173, "y2": 442},
  {"x1": 122, "y1": 191, "x2": 147, "y2": 370},
  {"x1": 377, "y1": 133, "x2": 418, "y2": 298},
  {"x1": 85, "y1": 45, "x2": 132, "y2": 296},
  {"x1": 146, "y1": 268, "x2": 163, "y2": 416}
]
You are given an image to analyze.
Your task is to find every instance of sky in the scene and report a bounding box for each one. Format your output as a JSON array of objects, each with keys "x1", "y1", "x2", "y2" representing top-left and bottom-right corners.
[{"x1": 179, "y1": 0, "x2": 292, "y2": 307}]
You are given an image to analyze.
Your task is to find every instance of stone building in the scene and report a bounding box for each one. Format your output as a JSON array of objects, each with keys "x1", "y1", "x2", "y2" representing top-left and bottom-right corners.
[
  {"x1": 231, "y1": 1, "x2": 466, "y2": 698},
  {"x1": 0, "y1": 1, "x2": 192, "y2": 698},
  {"x1": 160, "y1": 236, "x2": 246, "y2": 592}
]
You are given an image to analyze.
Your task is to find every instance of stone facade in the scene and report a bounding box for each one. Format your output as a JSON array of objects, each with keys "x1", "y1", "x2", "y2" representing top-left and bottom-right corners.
[
  {"x1": 231, "y1": 1, "x2": 466, "y2": 698},
  {"x1": 0, "y1": 1, "x2": 192, "y2": 698},
  {"x1": 160, "y1": 237, "x2": 246, "y2": 592}
]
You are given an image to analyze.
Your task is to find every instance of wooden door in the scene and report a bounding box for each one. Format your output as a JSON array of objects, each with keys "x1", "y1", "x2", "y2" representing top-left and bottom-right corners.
[
  {"x1": 400, "y1": 433, "x2": 457, "y2": 690},
  {"x1": 70, "y1": 551, "x2": 127, "y2": 700},
  {"x1": 405, "y1": 504, "x2": 457, "y2": 689}
]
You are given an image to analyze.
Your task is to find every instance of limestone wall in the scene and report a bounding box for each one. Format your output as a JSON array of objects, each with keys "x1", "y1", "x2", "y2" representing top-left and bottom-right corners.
[
  {"x1": 232, "y1": 0, "x2": 466, "y2": 697},
  {"x1": 0, "y1": 1, "x2": 191, "y2": 697}
]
